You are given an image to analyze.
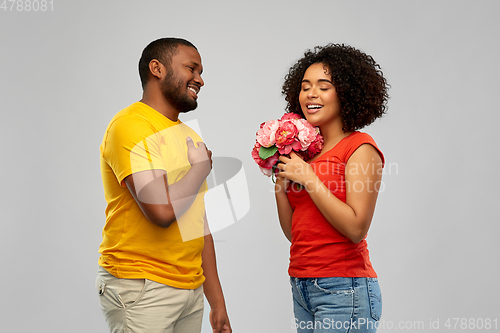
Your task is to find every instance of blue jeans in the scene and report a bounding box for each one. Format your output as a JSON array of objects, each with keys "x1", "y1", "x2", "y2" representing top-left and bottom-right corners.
[{"x1": 290, "y1": 277, "x2": 382, "y2": 333}]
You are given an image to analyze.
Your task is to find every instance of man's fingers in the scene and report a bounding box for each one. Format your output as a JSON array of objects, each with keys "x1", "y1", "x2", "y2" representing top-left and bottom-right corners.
[
  {"x1": 197, "y1": 141, "x2": 207, "y2": 150},
  {"x1": 186, "y1": 136, "x2": 195, "y2": 147},
  {"x1": 212, "y1": 321, "x2": 223, "y2": 333},
  {"x1": 211, "y1": 314, "x2": 226, "y2": 333}
]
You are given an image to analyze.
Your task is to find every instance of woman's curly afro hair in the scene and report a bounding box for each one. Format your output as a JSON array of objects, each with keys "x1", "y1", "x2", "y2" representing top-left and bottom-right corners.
[{"x1": 282, "y1": 44, "x2": 389, "y2": 132}]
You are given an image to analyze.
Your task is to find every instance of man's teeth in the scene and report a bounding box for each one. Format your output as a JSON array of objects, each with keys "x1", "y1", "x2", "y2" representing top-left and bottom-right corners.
[
  {"x1": 188, "y1": 87, "x2": 197, "y2": 95},
  {"x1": 308, "y1": 105, "x2": 322, "y2": 109}
]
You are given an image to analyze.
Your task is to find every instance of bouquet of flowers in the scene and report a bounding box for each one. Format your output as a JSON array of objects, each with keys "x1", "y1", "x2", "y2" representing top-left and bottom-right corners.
[{"x1": 252, "y1": 113, "x2": 324, "y2": 177}]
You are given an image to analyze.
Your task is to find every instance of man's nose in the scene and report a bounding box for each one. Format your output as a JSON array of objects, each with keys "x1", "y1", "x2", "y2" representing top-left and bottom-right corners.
[{"x1": 194, "y1": 72, "x2": 204, "y2": 87}]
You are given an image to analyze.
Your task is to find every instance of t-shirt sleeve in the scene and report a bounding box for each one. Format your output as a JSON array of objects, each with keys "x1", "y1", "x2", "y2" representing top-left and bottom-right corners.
[
  {"x1": 344, "y1": 132, "x2": 385, "y2": 167},
  {"x1": 102, "y1": 115, "x2": 167, "y2": 186}
]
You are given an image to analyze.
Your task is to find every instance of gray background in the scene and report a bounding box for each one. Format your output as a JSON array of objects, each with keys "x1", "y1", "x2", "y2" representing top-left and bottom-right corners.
[{"x1": 1, "y1": 0, "x2": 499, "y2": 332}]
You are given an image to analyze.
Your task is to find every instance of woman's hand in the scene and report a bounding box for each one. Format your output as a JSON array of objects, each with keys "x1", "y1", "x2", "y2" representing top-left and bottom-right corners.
[{"x1": 276, "y1": 152, "x2": 316, "y2": 188}]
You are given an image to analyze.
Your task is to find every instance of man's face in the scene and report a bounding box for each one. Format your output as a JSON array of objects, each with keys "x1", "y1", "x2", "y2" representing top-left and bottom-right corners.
[{"x1": 161, "y1": 45, "x2": 204, "y2": 113}]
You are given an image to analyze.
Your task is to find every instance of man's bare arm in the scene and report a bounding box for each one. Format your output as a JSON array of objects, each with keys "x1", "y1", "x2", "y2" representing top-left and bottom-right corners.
[
  {"x1": 202, "y1": 214, "x2": 232, "y2": 333},
  {"x1": 125, "y1": 137, "x2": 212, "y2": 228}
]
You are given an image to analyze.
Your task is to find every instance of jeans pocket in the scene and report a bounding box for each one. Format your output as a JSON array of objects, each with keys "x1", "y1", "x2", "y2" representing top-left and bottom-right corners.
[
  {"x1": 367, "y1": 278, "x2": 382, "y2": 321},
  {"x1": 313, "y1": 277, "x2": 354, "y2": 295}
]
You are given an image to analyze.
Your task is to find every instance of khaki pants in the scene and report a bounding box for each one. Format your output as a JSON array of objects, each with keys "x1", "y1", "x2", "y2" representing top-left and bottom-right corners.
[{"x1": 96, "y1": 267, "x2": 204, "y2": 333}]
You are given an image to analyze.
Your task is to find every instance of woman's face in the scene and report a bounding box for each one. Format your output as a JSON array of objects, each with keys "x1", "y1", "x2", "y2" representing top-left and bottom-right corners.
[{"x1": 299, "y1": 62, "x2": 341, "y2": 128}]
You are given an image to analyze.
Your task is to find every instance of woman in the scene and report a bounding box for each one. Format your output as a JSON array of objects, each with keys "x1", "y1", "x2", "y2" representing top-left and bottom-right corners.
[{"x1": 275, "y1": 44, "x2": 389, "y2": 333}]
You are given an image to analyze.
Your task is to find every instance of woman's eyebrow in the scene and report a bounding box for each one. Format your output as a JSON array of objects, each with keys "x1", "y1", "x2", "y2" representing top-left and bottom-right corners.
[{"x1": 301, "y1": 79, "x2": 332, "y2": 83}]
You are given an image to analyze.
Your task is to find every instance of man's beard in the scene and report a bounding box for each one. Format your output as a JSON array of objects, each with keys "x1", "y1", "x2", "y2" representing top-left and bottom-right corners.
[{"x1": 161, "y1": 72, "x2": 198, "y2": 113}]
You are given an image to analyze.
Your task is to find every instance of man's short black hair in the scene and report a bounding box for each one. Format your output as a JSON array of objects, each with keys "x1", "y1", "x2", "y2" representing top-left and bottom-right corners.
[{"x1": 138, "y1": 38, "x2": 197, "y2": 89}]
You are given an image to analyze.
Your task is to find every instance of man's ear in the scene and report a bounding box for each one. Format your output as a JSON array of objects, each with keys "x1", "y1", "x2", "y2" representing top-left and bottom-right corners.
[{"x1": 149, "y1": 59, "x2": 163, "y2": 80}]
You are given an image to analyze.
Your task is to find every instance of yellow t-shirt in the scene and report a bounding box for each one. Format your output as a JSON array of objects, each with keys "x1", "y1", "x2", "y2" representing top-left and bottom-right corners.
[{"x1": 99, "y1": 101, "x2": 207, "y2": 289}]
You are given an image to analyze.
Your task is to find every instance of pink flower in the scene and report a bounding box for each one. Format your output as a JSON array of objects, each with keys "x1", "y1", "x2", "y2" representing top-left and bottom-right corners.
[
  {"x1": 256, "y1": 119, "x2": 280, "y2": 148},
  {"x1": 251, "y1": 142, "x2": 279, "y2": 170},
  {"x1": 295, "y1": 119, "x2": 318, "y2": 151},
  {"x1": 259, "y1": 165, "x2": 279, "y2": 177},
  {"x1": 252, "y1": 142, "x2": 280, "y2": 177},
  {"x1": 275, "y1": 121, "x2": 298, "y2": 146},
  {"x1": 280, "y1": 113, "x2": 302, "y2": 122},
  {"x1": 275, "y1": 121, "x2": 302, "y2": 155},
  {"x1": 251, "y1": 142, "x2": 265, "y2": 166},
  {"x1": 262, "y1": 151, "x2": 279, "y2": 169},
  {"x1": 259, "y1": 166, "x2": 273, "y2": 177},
  {"x1": 252, "y1": 113, "x2": 323, "y2": 177},
  {"x1": 307, "y1": 133, "x2": 324, "y2": 158},
  {"x1": 278, "y1": 140, "x2": 302, "y2": 155}
]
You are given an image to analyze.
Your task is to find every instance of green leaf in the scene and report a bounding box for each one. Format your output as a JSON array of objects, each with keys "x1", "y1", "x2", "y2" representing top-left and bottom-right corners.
[{"x1": 259, "y1": 146, "x2": 278, "y2": 160}]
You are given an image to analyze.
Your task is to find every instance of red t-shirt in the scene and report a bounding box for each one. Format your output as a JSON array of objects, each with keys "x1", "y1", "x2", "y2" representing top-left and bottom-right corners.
[{"x1": 287, "y1": 131, "x2": 384, "y2": 278}]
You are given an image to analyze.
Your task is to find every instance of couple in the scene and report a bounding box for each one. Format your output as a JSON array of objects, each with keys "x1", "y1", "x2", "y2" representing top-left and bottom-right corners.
[{"x1": 96, "y1": 37, "x2": 389, "y2": 333}]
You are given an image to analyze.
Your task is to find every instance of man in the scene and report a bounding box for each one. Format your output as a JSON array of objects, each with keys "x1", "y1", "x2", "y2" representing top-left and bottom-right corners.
[{"x1": 96, "y1": 38, "x2": 231, "y2": 333}]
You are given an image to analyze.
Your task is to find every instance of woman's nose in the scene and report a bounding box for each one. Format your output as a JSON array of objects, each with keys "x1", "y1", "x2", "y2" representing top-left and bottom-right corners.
[{"x1": 307, "y1": 87, "x2": 317, "y2": 98}]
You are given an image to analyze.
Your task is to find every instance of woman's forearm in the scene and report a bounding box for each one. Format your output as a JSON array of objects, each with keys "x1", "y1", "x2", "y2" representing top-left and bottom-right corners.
[{"x1": 275, "y1": 178, "x2": 293, "y2": 242}]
